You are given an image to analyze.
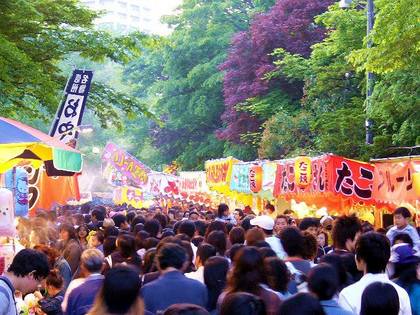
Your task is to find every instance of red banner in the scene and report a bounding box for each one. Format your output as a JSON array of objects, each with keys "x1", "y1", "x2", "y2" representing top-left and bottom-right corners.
[
  {"x1": 373, "y1": 159, "x2": 420, "y2": 208},
  {"x1": 273, "y1": 155, "x2": 375, "y2": 210}
]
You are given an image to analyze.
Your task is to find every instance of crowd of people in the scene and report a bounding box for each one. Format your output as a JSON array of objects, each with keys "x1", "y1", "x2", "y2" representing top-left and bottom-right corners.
[{"x1": 0, "y1": 201, "x2": 419, "y2": 315}]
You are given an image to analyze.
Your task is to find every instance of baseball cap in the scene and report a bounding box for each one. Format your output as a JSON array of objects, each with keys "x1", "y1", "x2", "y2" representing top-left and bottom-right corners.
[{"x1": 250, "y1": 215, "x2": 274, "y2": 231}]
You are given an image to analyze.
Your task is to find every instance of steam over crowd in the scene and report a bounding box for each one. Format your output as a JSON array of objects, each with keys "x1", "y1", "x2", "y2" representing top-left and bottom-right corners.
[{"x1": 0, "y1": 202, "x2": 419, "y2": 315}]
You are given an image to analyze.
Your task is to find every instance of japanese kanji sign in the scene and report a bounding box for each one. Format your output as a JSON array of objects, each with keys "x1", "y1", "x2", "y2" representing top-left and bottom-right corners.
[{"x1": 50, "y1": 70, "x2": 93, "y2": 146}]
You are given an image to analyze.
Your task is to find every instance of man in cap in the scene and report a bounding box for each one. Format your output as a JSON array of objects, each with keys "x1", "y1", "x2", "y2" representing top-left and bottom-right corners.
[{"x1": 250, "y1": 215, "x2": 287, "y2": 259}]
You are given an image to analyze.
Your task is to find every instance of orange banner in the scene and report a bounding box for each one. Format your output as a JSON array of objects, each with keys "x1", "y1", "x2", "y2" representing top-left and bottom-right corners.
[
  {"x1": 373, "y1": 159, "x2": 420, "y2": 208},
  {"x1": 26, "y1": 167, "x2": 80, "y2": 216}
]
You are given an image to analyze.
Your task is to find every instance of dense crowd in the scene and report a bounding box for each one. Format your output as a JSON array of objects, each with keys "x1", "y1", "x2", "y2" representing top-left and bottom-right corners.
[{"x1": 0, "y1": 202, "x2": 419, "y2": 315}]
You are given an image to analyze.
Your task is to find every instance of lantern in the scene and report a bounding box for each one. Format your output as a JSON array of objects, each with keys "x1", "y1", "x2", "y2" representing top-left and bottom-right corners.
[
  {"x1": 295, "y1": 157, "x2": 312, "y2": 188},
  {"x1": 249, "y1": 165, "x2": 263, "y2": 193}
]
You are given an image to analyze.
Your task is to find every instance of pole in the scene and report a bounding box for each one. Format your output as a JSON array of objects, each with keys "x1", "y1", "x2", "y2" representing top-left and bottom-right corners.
[{"x1": 365, "y1": 0, "x2": 375, "y2": 144}]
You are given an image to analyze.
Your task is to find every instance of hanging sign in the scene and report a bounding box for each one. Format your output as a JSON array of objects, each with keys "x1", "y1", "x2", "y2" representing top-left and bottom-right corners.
[
  {"x1": 295, "y1": 157, "x2": 312, "y2": 188},
  {"x1": 50, "y1": 69, "x2": 94, "y2": 146},
  {"x1": 5, "y1": 167, "x2": 29, "y2": 217},
  {"x1": 230, "y1": 164, "x2": 250, "y2": 193},
  {"x1": 249, "y1": 165, "x2": 263, "y2": 193}
]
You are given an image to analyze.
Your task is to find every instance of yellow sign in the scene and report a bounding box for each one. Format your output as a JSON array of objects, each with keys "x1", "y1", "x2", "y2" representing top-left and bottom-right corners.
[{"x1": 295, "y1": 157, "x2": 312, "y2": 188}]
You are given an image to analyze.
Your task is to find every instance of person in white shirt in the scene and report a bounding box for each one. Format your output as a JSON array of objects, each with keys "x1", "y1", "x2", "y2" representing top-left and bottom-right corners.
[
  {"x1": 250, "y1": 215, "x2": 287, "y2": 259},
  {"x1": 339, "y1": 232, "x2": 412, "y2": 315},
  {"x1": 185, "y1": 243, "x2": 216, "y2": 284}
]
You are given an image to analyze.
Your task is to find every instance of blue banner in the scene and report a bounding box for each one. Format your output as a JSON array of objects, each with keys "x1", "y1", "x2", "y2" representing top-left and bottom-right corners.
[{"x1": 230, "y1": 164, "x2": 250, "y2": 193}]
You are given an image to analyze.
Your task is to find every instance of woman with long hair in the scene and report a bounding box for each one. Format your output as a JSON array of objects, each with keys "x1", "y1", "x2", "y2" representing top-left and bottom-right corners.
[
  {"x1": 218, "y1": 247, "x2": 281, "y2": 315},
  {"x1": 103, "y1": 234, "x2": 142, "y2": 274},
  {"x1": 88, "y1": 265, "x2": 144, "y2": 315},
  {"x1": 204, "y1": 256, "x2": 229, "y2": 313},
  {"x1": 58, "y1": 223, "x2": 82, "y2": 276}
]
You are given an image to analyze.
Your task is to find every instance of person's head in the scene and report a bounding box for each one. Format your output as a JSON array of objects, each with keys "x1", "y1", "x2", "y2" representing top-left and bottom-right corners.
[
  {"x1": 228, "y1": 243, "x2": 245, "y2": 262},
  {"x1": 229, "y1": 227, "x2": 245, "y2": 245},
  {"x1": 178, "y1": 220, "x2": 196, "y2": 239},
  {"x1": 59, "y1": 223, "x2": 77, "y2": 242},
  {"x1": 332, "y1": 214, "x2": 362, "y2": 251},
  {"x1": 7, "y1": 249, "x2": 49, "y2": 294},
  {"x1": 33, "y1": 244, "x2": 59, "y2": 269},
  {"x1": 103, "y1": 236, "x2": 117, "y2": 257},
  {"x1": 45, "y1": 269, "x2": 64, "y2": 294},
  {"x1": 263, "y1": 257, "x2": 290, "y2": 293},
  {"x1": 154, "y1": 213, "x2": 168, "y2": 229},
  {"x1": 317, "y1": 231, "x2": 329, "y2": 248},
  {"x1": 113, "y1": 214, "x2": 129, "y2": 230},
  {"x1": 143, "y1": 248, "x2": 157, "y2": 273},
  {"x1": 392, "y1": 233, "x2": 414, "y2": 247},
  {"x1": 156, "y1": 243, "x2": 187, "y2": 272},
  {"x1": 80, "y1": 248, "x2": 104, "y2": 275},
  {"x1": 280, "y1": 227, "x2": 304, "y2": 258},
  {"x1": 188, "y1": 212, "x2": 200, "y2": 221},
  {"x1": 241, "y1": 215, "x2": 255, "y2": 231},
  {"x1": 163, "y1": 304, "x2": 209, "y2": 315},
  {"x1": 88, "y1": 230, "x2": 105, "y2": 249},
  {"x1": 220, "y1": 292, "x2": 266, "y2": 315},
  {"x1": 278, "y1": 293, "x2": 325, "y2": 315},
  {"x1": 298, "y1": 217, "x2": 319, "y2": 236},
  {"x1": 103, "y1": 218, "x2": 115, "y2": 229},
  {"x1": 355, "y1": 232, "x2": 390, "y2": 274},
  {"x1": 217, "y1": 203, "x2": 229, "y2": 218},
  {"x1": 250, "y1": 215, "x2": 274, "y2": 236},
  {"x1": 144, "y1": 219, "x2": 161, "y2": 238},
  {"x1": 302, "y1": 231, "x2": 318, "y2": 261},
  {"x1": 205, "y1": 221, "x2": 227, "y2": 237},
  {"x1": 116, "y1": 234, "x2": 137, "y2": 258},
  {"x1": 99, "y1": 265, "x2": 143, "y2": 314},
  {"x1": 264, "y1": 203, "x2": 275, "y2": 215},
  {"x1": 91, "y1": 206, "x2": 106, "y2": 222},
  {"x1": 274, "y1": 215, "x2": 288, "y2": 235},
  {"x1": 77, "y1": 224, "x2": 89, "y2": 240},
  {"x1": 29, "y1": 229, "x2": 49, "y2": 247},
  {"x1": 196, "y1": 243, "x2": 217, "y2": 267},
  {"x1": 319, "y1": 254, "x2": 348, "y2": 290},
  {"x1": 308, "y1": 263, "x2": 339, "y2": 300},
  {"x1": 206, "y1": 230, "x2": 227, "y2": 256},
  {"x1": 233, "y1": 209, "x2": 245, "y2": 223},
  {"x1": 361, "y1": 282, "x2": 399, "y2": 315},
  {"x1": 245, "y1": 227, "x2": 265, "y2": 247},
  {"x1": 227, "y1": 246, "x2": 263, "y2": 295},
  {"x1": 204, "y1": 256, "x2": 230, "y2": 311},
  {"x1": 393, "y1": 207, "x2": 411, "y2": 229}
]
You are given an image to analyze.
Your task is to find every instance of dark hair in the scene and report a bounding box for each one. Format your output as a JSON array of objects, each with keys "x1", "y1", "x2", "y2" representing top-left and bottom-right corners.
[
  {"x1": 234, "y1": 209, "x2": 244, "y2": 219},
  {"x1": 241, "y1": 216, "x2": 255, "y2": 231},
  {"x1": 8, "y1": 249, "x2": 49, "y2": 280},
  {"x1": 279, "y1": 293, "x2": 325, "y2": 315},
  {"x1": 280, "y1": 227, "x2": 304, "y2": 258},
  {"x1": 206, "y1": 230, "x2": 227, "y2": 256},
  {"x1": 116, "y1": 234, "x2": 137, "y2": 259},
  {"x1": 197, "y1": 243, "x2": 217, "y2": 265},
  {"x1": 103, "y1": 236, "x2": 117, "y2": 257},
  {"x1": 144, "y1": 237, "x2": 160, "y2": 250},
  {"x1": 33, "y1": 244, "x2": 60, "y2": 269},
  {"x1": 163, "y1": 304, "x2": 210, "y2": 315},
  {"x1": 59, "y1": 223, "x2": 78, "y2": 241},
  {"x1": 46, "y1": 269, "x2": 64, "y2": 289},
  {"x1": 112, "y1": 214, "x2": 127, "y2": 229},
  {"x1": 319, "y1": 254, "x2": 349, "y2": 290},
  {"x1": 259, "y1": 247, "x2": 276, "y2": 259},
  {"x1": 134, "y1": 230, "x2": 150, "y2": 250},
  {"x1": 245, "y1": 227, "x2": 265, "y2": 247},
  {"x1": 126, "y1": 211, "x2": 136, "y2": 224},
  {"x1": 154, "y1": 213, "x2": 168, "y2": 229},
  {"x1": 220, "y1": 292, "x2": 266, "y2": 315},
  {"x1": 205, "y1": 221, "x2": 227, "y2": 238},
  {"x1": 103, "y1": 226, "x2": 119, "y2": 238},
  {"x1": 102, "y1": 265, "x2": 141, "y2": 314},
  {"x1": 302, "y1": 232, "x2": 318, "y2": 260},
  {"x1": 192, "y1": 236, "x2": 205, "y2": 247},
  {"x1": 228, "y1": 244, "x2": 245, "y2": 262},
  {"x1": 226, "y1": 247, "x2": 263, "y2": 295},
  {"x1": 264, "y1": 257, "x2": 290, "y2": 293},
  {"x1": 204, "y1": 256, "x2": 229, "y2": 311},
  {"x1": 131, "y1": 215, "x2": 146, "y2": 232},
  {"x1": 392, "y1": 233, "x2": 414, "y2": 247},
  {"x1": 355, "y1": 232, "x2": 390, "y2": 273},
  {"x1": 265, "y1": 203, "x2": 275, "y2": 213},
  {"x1": 144, "y1": 219, "x2": 161, "y2": 238},
  {"x1": 308, "y1": 263, "x2": 338, "y2": 300},
  {"x1": 91, "y1": 206, "x2": 106, "y2": 221},
  {"x1": 332, "y1": 215, "x2": 362, "y2": 250},
  {"x1": 299, "y1": 217, "x2": 319, "y2": 231},
  {"x1": 157, "y1": 243, "x2": 187, "y2": 270},
  {"x1": 143, "y1": 248, "x2": 157, "y2": 273},
  {"x1": 229, "y1": 227, "x2": 245, "y2": 245},
  {"x1": 394, "y1": 207, "x2": 411, "y2": 218},
  {"x1": 178, "y1": 220, "x2": 196, "y2": 239},
  {"x1": 361, "y1": 282, "x2": 399, "y2": 315},
  {"x1": 217, "y1": 203, "x2": 229, "y2": 218},
  {"x1": 194, "y1": 220, "x2": 207, "y2": 236},
  {"x1": 318, "y1": 231, "x2": 329, "y2": 247}
]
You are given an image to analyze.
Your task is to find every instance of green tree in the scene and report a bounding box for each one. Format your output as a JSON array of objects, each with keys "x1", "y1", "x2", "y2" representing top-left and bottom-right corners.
[{"x1": 0, "y1": 0, "x2": 153, "y2": 127}]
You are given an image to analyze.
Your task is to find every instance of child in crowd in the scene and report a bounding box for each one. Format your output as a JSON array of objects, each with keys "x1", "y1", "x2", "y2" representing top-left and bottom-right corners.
[{"x1": 34, "y1": 269, "x2": 64, "y2": 315}]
